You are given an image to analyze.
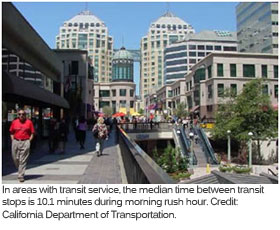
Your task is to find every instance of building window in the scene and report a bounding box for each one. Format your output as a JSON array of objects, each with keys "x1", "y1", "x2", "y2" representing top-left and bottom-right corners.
[
  {"x1": 120, "y1": 89, "x2": 126, "y2": 96},
  {"x1": 112, "y1": 89, "x2": 116, "y2": 97},
  {"x1": 208, "y1": 84, "x2": 213, "y2": 98},
  {"x1": 208, "y1": 65, "x2": 212, "y2": 79},
  {"x1": 120, "y1": 100, "x2": 126, "y2": 108},
  {"x1": 262, "y1": 84, "x2": 268, "y2": 95},
  {"x1": 99, "y1": 101, "x2": 110, "y2": 108},
  {"x1": 274, "y1": 65, "x2": 278, "y2": 78},
  {"x1": 230, "y1": 84, "x2": 237, "y2": 96},
  {"x1": 230, "y1": 64, "x2": 236, "y2": 77},
  {"x1": 206, "y1": 45, "x2": 213, "y2": 50},
  {"x1": 189, "y1": 52, "x2": 196, "y2": 57},
  {"x1": 130, "y1": 89, "x2": 134, "y2": 97},
  {"x1": 217, "y1": 64, "x2": 224, "y2": 77},
  {"x1": 207, "y1": 105, "x2": 213, "y2": 112},
  {"x1": 189, "y1": 59, "x2": 196, "y2": 64},
  {"x1": 274, "y1": 85, "x2": 278, "y2": 98},
  {"x1": 197, "y1": 45, "x2": 205, "y2": 50},
  {"x1": 215, "y1": 46, "x2": 222, "y2": 51},
  {"x1": 99, "y1": 90, "x2": 110, "y2": 97},
  {"x1": 243, "y1": 64, "x2": 255, "y2": 77},
  {"x1": 261, "y1": 65, "x2": 267, "y2": 78},
  {"x1": 188, "y1": 45, "x2": 196, "y2": 50},
  {"x1": 130, "y1": 101, "x2": 134, "y2": 108},
  {"x1": 223, "y1": 46, "x2": 237, "y2": 51},
  {"x1": 198, "y1": 52, "x2": 205, "y2": 57},
  {"x1": 168, "y1": 90, "x2": 172, "y2": 97},
  {"x1": 217, "y1": 84, "x2": 224, "y2": 97}
]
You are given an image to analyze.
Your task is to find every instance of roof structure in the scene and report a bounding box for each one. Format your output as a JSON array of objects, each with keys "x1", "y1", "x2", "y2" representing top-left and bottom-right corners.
[
  {"x1": 152, "y1": 11, "x2": 190, "y2": 26},
  {"x1": 65, "y1": 10, "x2": 104, "y2": 25},
  {"x1": 185, "y1": 30, "x2": 237, "y2": 42},
  {"x1": 113, "y1": 47, "x2": 134, "y2": 60}
]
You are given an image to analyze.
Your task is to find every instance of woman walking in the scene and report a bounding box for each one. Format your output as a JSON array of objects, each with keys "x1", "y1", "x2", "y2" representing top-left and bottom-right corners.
[
  {"x1": 92, "y1": 117, "x2": 108, "y2": 157},
  {"x1": 77, "y1": 116, "x2": 87, "y2": 149}
]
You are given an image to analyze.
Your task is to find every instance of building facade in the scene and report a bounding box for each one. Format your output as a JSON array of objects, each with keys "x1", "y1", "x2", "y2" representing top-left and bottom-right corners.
[
  {"x1": 93, "y1": 82, "x2": 136, "y2": 114},
  {"x1": 140, "y1": 11, "x2": 195, "y2": 98},
  {"x1": 185, "y1": 52, "x2": 278, "y2": 119},
  {"x1": 164, "y1": 30, "x2": 237, "y2": 84},
  {"x1": 93, "y1": 47, "x2": 136, "y2": 114},
  {"x1": 145, "y1": 79, "x2": 186, "y2": 116},
  {"x1": 56, "y1": 10, "x2": 113, "y2": 83},
  {"x1": 54, "y1": 49, "x2": 94, "y2": 119},
  {"x1": 2, "y1": 3, "x2": 69, "y2": 149},
  {"x1": 236, "y1": 2, "x2": 278, "y2": 54}
]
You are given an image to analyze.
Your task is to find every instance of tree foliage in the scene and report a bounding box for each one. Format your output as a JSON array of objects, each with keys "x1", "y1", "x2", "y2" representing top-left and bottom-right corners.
[
  {"x1": 102, "y1": 106, "x2": 113, "y2": 117},
  {"x1": 138, "y1": 108, "x2": 144, "y2": 115},
  {"x1": 156, "y1": 145, "x2": 189, "y2": 173},
  {"x1": 212, "y1": 79, "x2": 278, "y2": 158},
  {"x1": 174, "y1": 102, "x2": 189, "y2": 118}
]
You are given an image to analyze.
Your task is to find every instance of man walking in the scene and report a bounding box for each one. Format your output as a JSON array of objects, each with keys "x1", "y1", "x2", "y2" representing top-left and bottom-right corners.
[{"x1": 9, "y1": 109, "x2": 35, "y2": 182}]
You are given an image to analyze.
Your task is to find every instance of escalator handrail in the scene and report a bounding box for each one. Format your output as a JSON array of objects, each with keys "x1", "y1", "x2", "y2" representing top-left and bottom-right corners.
[
  {"x1": 180, "y1": 126, "x2": 197, "y2": 165},
  {"x1": 196, "y1": 127, "x2": 219, "y2": 164}
]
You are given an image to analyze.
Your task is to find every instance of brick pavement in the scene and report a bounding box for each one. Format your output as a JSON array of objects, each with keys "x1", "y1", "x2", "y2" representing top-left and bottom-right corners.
[{"x1": 2, "y1": 128, "x2": 126, "y2": 184}]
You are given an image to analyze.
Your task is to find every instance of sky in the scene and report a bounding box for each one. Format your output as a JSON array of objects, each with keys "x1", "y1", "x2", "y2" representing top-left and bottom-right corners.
[{"x1": 12, "y1": 1, "x2": 239, "y2": 95}]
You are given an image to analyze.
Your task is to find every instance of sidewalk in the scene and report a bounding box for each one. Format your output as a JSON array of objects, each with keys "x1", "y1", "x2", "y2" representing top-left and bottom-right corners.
[{"x1": 2, "y1": 128, "x2": 126, "y2": 184}]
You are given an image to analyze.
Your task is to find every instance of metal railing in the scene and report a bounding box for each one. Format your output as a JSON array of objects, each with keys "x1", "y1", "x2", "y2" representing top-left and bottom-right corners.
[
  {"x1": 195, "y1": 127, "x2": 219, "y2": 164},
  {"x1": 121, "y1": 122, "x2": 173, "y2": 133},
  {"x1": 180, "y1": 126, "x2": 198, "y2": 165},
  {"x1": 117, "y1": 126, "x2": 175, "y2": 184}
]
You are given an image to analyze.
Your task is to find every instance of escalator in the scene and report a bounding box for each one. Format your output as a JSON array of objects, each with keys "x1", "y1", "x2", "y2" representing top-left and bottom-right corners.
[
  {"x1": 173, "y1": 127, "x2": 197, "y2": 165},
  {"x1": 194, "y1": 127, "x2": 219, "y2": 165}
]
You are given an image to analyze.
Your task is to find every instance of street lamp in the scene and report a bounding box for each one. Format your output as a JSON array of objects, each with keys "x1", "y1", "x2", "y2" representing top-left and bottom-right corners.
[
  {"x1": 227, "y1": 130, "x2": 231, "y2": 162},
  {"x1": 189, "y1": 132, "x2": 194, "y2": 169},
  {"x1": 248, "y1": 132, "x2": 253, "y2": 168}
]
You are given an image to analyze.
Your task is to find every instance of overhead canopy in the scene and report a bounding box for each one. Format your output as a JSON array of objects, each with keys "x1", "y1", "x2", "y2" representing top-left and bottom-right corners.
[
  {"x1": 190, "y1": 105, "x2": 200, "y2": 113},
  {"x1": 2, "y1": 71, "x2": 69, "y2": 109},
  {"x1": 2, "y1": 3, "x2": 61, "y2": 82}
]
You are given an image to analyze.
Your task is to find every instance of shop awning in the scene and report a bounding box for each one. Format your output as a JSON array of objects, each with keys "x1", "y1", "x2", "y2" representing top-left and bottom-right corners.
[
  {"x1": 190, "y1": 105, "x2": 200, "y2": 113},
  {"x1": 2, "y1": 71, "x2": 69, "y2": 109}
]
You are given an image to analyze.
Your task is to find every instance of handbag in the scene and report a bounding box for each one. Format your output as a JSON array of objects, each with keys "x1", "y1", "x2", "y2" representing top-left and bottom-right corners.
[{"x1": 92, "y1": 128, "x2": 99, "y2": 138}]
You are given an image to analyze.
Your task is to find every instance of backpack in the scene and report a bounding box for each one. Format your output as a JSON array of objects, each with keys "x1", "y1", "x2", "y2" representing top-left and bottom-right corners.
[{"x1": 98, "y1": 124, "x2": 107, "y2": 139}]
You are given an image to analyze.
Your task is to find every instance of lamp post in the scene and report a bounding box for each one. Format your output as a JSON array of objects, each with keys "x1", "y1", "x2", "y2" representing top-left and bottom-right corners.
[
  {"x1": 248, "y1": 132, "x2": 253, "y2": 168},
  {"x1": 227, "y1": 130, "x2": 231, "y2": 163},
  {"x1": 189, "y1": 132, "x2": 194, "y2": 169}
]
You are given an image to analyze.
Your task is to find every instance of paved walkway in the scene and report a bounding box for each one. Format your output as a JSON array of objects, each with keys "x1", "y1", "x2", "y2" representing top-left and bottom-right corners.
[{"x1": 2, "y1": 128, "x2": 127, "y2": 184}]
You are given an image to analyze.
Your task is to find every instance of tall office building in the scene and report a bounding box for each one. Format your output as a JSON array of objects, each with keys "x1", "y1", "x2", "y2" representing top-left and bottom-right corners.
[
  {"x1": 164, "y1": 30, "x2": 237, "y2": 84},
  {"x1": 236, "y1": 2, "x2": 278, "y2": 54},
  {"x1": 140, "y1": 11, "x2": 195, "y2": 98},
  {"x1": 56, "y1": 10, "x2": 113, "y2": 83}
]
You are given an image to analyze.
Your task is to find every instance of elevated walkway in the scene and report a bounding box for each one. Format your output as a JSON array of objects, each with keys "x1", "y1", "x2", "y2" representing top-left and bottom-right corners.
[{"x1": 2, "y1": 129, "x2": 126, "y2": 184}]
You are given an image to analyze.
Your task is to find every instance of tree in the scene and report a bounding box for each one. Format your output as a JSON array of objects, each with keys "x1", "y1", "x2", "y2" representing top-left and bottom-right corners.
[
  {"x1": 138, "y1": 108, "x2": 144, "y2": 115},
  {"x1": 102, "y1": 106, "x2": 113, "y2": 117},
  {"x1": 212, "y1": 79, "x2": 278, "y2": 161},
  {"x1": 174, "y1": 102, "x2": 189, "y2": 118}
]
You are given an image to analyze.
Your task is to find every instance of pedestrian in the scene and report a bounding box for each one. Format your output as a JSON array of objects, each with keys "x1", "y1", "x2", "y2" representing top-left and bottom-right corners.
[
  {"x1": 58, "y1": 118, "x2": 68, "y2": 154},
  {"x1": 9, "y1": 109, "x2": 35, "y2": 182},
  {"x1": 195, "y1": 134, "x2": 199, "y2": 144},
  {"x1": 72, "y1": 117, "x2": 79, "y2": 142},
  {"x1": 48, "y1": 118, "x2": 57, "y2": 153},
  {"x1": 92, "y1": 117, "x2": 108, "y2": 157},
  {"x1": 182, "y1": 117, "x2": 188, "y2": 130},
  {"x1": 77, "y1": 116, "x2": 87, "y2": 149},
  {"x1": 132, "y1": 116, "x2": 137, "y2": 129}
]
